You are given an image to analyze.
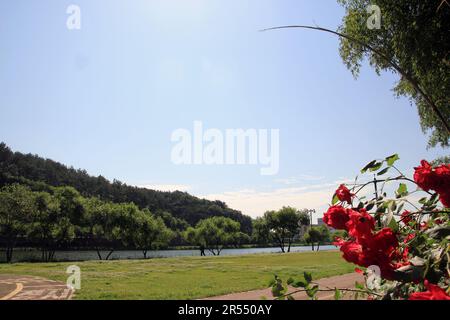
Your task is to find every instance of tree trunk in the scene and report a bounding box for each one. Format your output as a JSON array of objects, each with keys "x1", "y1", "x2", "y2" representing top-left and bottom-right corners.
[
  {"x1": 311, "y1": 242, "x2": 315, "y2": 251},
  {"x1": 287, "y1": 239, "x2": 292, "y2": 253},
  {"x1": 143, "y1": 250, "x2": 147, "y2": 259},
  {"x1": 96, "y1": 248, "x2": 103, "y2": 260},
  {"x1": 316, "y1": 242, "x2": 320, "y2": 251},
  {"x1": 105, "y1": 250, "x2": 114, "y2": 260}
]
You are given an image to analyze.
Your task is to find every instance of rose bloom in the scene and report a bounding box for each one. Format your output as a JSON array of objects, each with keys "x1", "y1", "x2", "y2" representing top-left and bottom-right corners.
[
  {"x1": 438, "y1": 191, "x2": 450, "y2": 208},
  {"x1": 370, "y1": 228, "x2": 398, "y2": 252},
  {"x1": 339, "y1": 240, "x2": 364, "y2": 265},
  {"x1": 409, "y1": 280, "x2": 450, "y2": 300},
  {"x1": 323, "y1": 205, "x2": 350, "y2": 230},
  {"x1": 345, "y1": 208, "x2": 375, "y2": 240},
  {"x1": 401, "y1": 210, "x2": 413, "y2": 225},
  {"x1": 335, "y1": 184, "x2": 354, "y2": 203},
  {"x1": 413, "y1": 160, "x2": 435, "y2": 191},
  {"x1": 434, "y1": 164, "x2": 450, "y2": 192}
]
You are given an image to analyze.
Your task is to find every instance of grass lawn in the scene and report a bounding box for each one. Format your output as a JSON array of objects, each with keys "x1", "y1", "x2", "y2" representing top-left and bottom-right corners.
[{"x1": 0, "y1": 251, "x2": 354, "y2": 300}]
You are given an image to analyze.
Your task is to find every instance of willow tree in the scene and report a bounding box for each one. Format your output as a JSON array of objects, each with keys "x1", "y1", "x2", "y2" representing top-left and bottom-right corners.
[{"x1": 337, "y1": 0, "x2": 449, "y2": 147}]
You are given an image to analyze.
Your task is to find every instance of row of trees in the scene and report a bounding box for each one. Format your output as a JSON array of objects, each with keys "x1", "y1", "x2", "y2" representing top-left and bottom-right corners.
[
  {"x1": 0, "y1": 184, "x2": 175, "y2": 262},
  {"x1": 0, "y1": 142, "x2": 252, "y2": 233},
  {"x1": 1, "y1": 183, "x2": 334, "y2": 262}
]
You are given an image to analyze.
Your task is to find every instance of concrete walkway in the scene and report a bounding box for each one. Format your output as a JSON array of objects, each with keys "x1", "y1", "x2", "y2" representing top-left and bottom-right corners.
[
  {"x1": 0, "y1": 275, "x2": 73, "y2": 300},
  {"x1": 203, "y1": 273, "x2": 364, "y2": 300}
]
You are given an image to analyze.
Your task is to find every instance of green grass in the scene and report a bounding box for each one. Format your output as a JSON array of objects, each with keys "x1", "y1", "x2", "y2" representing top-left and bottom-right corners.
[{"x1": 0, "y1": 251, "x2": 354, "y2": 300}]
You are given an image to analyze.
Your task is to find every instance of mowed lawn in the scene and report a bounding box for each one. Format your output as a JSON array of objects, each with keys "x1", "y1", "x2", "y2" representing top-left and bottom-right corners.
[{"x1": 0, "y1": 251, "x2": 354, "y2": 300}]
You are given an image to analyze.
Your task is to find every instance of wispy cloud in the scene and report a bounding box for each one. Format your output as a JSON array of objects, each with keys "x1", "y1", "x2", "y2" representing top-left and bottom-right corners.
[{"x1": 201, "y1": 179, "x2": 352, "y2": 221}]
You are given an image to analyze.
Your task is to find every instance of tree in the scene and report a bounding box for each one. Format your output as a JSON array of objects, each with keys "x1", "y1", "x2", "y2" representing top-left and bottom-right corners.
[
  {"x1": 337, "y1": 0, "x2": 450, "y2": 148},
  {"x1": 0, "y1": 184, "x2": 34, "y2": 263},
  {"x1": 264, "y1": 207, "x2": 310, "y2": 253},
  {"x1": 29, "y1": 192, "x2": 75, "y2": 262},
  {"x1": 134, "y1": 210, "x2": 174, "y2": 259},
  {"x1": 252, "y1": 217, "x2": 273, "y2": 245},
  {"x1": 183, "y1": 216, "x2": 241, "y2": 256},
  {"x1": 82, "y1": 198, "x2": 121, "y2": 260},
  {"x1": 304, "y1": 226, "x2": 330, "y2": 251}
]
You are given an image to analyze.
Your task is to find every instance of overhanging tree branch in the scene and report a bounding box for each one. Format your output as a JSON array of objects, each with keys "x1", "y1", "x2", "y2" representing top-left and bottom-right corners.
[{"x1": 261, "y1": 25, "x2": 450, "y2": 134}]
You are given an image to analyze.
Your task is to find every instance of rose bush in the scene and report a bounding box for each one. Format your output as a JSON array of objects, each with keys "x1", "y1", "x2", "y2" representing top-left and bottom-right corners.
[
  {"x1": 272, "y1": 155, "x2": 449, "y2": 300},
  {"x1": 326, "y1": 155, "x2": 449, "y2": 299}
]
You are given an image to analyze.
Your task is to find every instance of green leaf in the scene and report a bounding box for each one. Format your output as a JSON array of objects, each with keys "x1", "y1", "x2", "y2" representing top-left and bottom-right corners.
[
  {"x1": 287, "y1": 277, "x2": 294, "y2": 285},
  {"x1": 361, "y1": 160, "x2": 377, "y2": 173},
  {"x1": 377, "y1": 167, "x2": 390, "y2": 176},
  {"x1": 355, "y1": 281, "x2": 364, "y2": 290},
  {"x1": 304, "y1": 272, "x2": 312, "y2": 284},
  {"x1": 365, "y1": 202, "x2": 375, "y2": 211},
  {"x1": 331, "y1": 193, "x2": 339, "y2": 205},
  {"x1": 396, "y1": 183, "x2": 408, "y2": 197},
  {"x1": 292, "y1": 280, "x2": 307, "y2": 288},
  {"x1": 334, "y1": 288, "x2": 342, "y2": 300},
  {"x1": 369, "y1": 162, "x2": 383, "y2": 172},
  {"x1": 386, "y1": 154, "x2": 400, "y2": 166},
  {"x1": 388, "y1": 217, "x2": 399, "y2": 232},
  {"x1": 306, "y1": 285, "x2": 319, "y2": 298}
]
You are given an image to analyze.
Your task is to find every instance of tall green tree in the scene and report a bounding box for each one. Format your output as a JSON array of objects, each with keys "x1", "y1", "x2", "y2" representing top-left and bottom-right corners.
[
  {"x1": 183, "y1": 216, "x2": 241, "y2": 256},
  {"x1": 0, "y1": 184, "x2": 35, "y2": 262},
  {"x1": 304, "y1": 225, "x2": 331, "y2": 251},
  {"x1": 337, "y1": 0, "x2": 450, "y2": 147},
  {"x1": 264, "y1": 207, "x2": 310, "y2": 253},
  {"x1": 29, "y1": 192, "x2": 75, "y2": 262},
  {"x1": 252, "y1": 216, "x2": 273, "y2": 245},
  {"x1": 134, "y1": 210, "x2": 174, "y2": 259}
]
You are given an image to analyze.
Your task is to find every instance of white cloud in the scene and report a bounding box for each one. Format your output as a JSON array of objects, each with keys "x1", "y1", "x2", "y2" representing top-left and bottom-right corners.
[
  {"x1": 138, "y1": 184, "x2": 191, "y2": 192},
  {"x1": 200, "y1": 179, "x2": 353, "y2": 221}
]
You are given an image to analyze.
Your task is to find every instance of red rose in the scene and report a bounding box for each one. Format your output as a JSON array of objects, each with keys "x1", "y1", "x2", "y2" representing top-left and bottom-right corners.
[
  {"x1": 434, "y1": 164, "x2": 450, "y2": 192},
  {"x1": 438, "y1": 191, "x2": 450, "y2": 208},
  {"x1": 335, "y1": 184, "x2": 354, "y2": 203},
  {"x1": 339, "y1": 240, "x2": 364, "y2": 265},
  {"x1": 414, "y1": 160, "x2": 436, "y2": 191},
  {"x1": 323, "y1": 205, "x2": 350, "y2": 230},
  {"x1": 370, "y1": 228, "x2": 398, "y2": 252},
  {"x1": 345, "y1": 208, "x2": 375, "y2": 240},
  {"x1": 409, "y1": 280, "x2": 450, "y2": 300},
  {"x1": 401, "y1": 210, "x2": 412, "y2": 225}
]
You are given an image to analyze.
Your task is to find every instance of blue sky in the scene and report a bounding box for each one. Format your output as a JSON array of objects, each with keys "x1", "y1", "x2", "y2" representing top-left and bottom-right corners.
[{"x1": 0, "y1": 0, "x2": 447, "y2": 221}]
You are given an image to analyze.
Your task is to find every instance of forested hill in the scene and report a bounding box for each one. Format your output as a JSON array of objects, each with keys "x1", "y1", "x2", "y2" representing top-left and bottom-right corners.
[{"x1": 0, "y1": 142, "x2": 252, "y2": 234}]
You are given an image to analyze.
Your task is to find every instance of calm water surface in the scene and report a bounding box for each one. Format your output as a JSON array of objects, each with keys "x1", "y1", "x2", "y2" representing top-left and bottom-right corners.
[{"x1": 1, "y1": 245, "x2": 337, "y2": 263}]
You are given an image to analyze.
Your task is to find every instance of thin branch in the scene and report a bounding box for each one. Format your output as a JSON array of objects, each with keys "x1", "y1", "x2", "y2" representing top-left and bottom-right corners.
[{"x1": 260, "y1": 25, "x2": 450, "y2": 134}]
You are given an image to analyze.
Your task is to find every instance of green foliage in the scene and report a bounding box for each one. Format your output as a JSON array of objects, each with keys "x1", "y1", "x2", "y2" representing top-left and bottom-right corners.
[
  {"x1": 263, "y1": 207, "x2": 311, "y2": 253},
  {"x1": 337, "y1": 1, "x2": 450, "y2": 148},
  {"x1": 0, "y1": 142, "x2": 252, "y2": 234},
  {"x1": 304, "y1": 226, "x2": 331, "y2": 251},
  {"x1": 0, "y1": 184, "x2": 174, "y2": 262},
  {"x1": 183, "y1": 216, "x2": 242, "y2": 255}
]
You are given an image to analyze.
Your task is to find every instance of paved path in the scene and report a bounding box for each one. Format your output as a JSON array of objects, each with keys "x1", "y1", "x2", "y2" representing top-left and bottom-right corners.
[
  {"x1": 203, "y1": 273, "x2": 364, "y2": 300},
  {"x1": 0, "y1": 275, "x2": 73, "y2": 300}
]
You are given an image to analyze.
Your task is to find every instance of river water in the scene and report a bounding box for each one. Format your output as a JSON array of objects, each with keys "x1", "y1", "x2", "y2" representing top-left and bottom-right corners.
[{"x1": 1, "y1": 245, "x2": 337, "y2": 263}]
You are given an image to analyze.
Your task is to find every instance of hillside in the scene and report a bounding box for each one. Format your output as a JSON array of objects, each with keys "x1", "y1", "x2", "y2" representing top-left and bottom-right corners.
[{"x1": 0, "y1": 143, "x2": 252, "y2": 233}]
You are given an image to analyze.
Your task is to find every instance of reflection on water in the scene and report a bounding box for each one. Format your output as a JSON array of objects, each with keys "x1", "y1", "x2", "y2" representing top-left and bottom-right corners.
[{"x1": 1, "y1": 245, "x2": 337, "y2": 263}]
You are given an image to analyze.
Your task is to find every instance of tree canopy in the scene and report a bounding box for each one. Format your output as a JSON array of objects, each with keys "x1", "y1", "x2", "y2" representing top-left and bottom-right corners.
[
  {"x1": 183, "y1": 216, "x2": 243, "y2": 256},
  {"x1": 263, "y1": 207, "x2": 310, "y2": 253},
  {"x1": 337, "y1": 0, "x2": 450, "y2": 148}
]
